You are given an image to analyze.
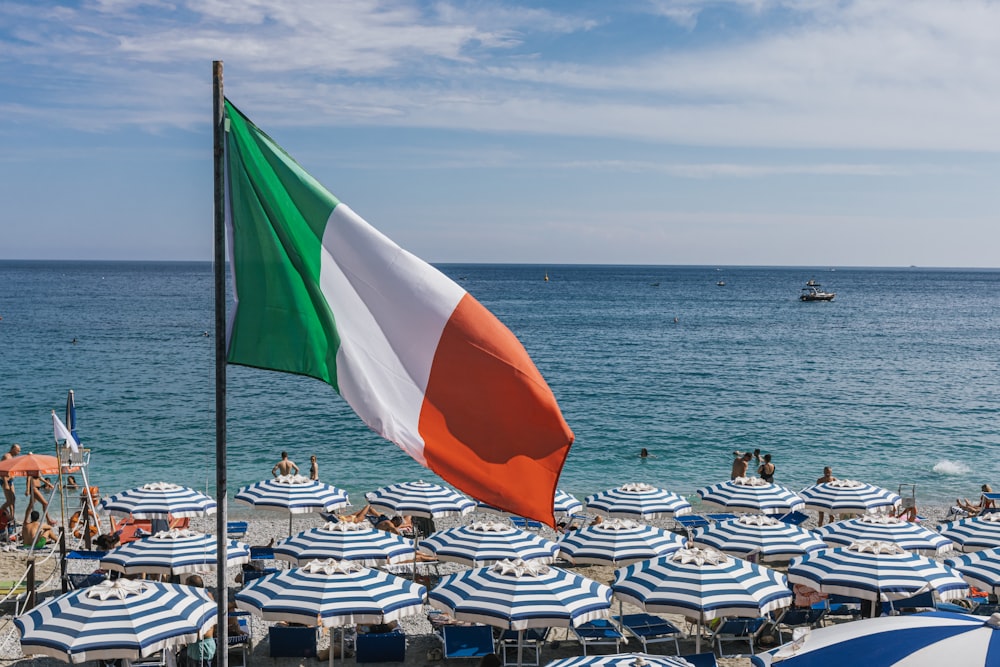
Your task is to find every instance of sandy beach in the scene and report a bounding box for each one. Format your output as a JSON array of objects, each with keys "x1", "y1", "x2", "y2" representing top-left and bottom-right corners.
[{"x1": 0, "y1": 502, "x2": 961, "y2": 667}]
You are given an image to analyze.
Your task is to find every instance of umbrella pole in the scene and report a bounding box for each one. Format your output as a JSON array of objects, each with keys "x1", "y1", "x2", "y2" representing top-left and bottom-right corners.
[
  {"x1": 517, "y1": 629, "x2": 524, "y2": 667},
  {"x1": 696, "y1": 612, "x2": 703, "y2": 653}
]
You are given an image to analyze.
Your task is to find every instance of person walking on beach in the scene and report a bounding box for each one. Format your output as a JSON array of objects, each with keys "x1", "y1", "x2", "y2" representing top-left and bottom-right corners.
[
  {"x1": 309, "y1": 455, "x2": 319, "y2": 480},
  {"x1": 272, "y1": 451, "x2": 299, "y2": 477},
  {"x1": 815, "y1": 466, "x2": 837, "y2": 526},
  {"x1": 731, "y1": 451, "x2": 752, "y2": 480},
  {"x1": 758, "y1": 454, "x2": 775, "y2": 483},
  {"x1": 0, "y1": 444, "x2": 20, "y2": 522}
]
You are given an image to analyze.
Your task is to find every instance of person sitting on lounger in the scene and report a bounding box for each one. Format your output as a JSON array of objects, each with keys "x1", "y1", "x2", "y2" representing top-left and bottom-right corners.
[
  {"x1": 22, "y1": 510, "x2": 59, "y2": 548},
  {"x1": 957, "y1": 484, "x2": 995, "y2": 515}
]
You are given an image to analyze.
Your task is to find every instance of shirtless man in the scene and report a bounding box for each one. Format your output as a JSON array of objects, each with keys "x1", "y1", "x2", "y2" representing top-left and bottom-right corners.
[
  {"x1": 731, "y1": 452, "x2": 752, "y2": 480},
  {"x1": 0, "y1": 444, "x2": 20, "y2": 522},
  {"x1": 22, "y1": 510, "x2": 59, "y2": 548},
  {"x1": 271, "y1": 451, "x2": 299, "y2": 477},
  {"x1": 816, "y1": 466, "x2": 837, "y2": 526}
]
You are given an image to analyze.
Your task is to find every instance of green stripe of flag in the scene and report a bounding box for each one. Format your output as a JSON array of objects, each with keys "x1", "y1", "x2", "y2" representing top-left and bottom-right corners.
[{"x1": 224, "y1": 99, "x2": 343, "y2": 389}]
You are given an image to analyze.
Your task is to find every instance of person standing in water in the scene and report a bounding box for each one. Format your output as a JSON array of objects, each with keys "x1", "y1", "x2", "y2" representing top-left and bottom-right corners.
[
  {"x1": 272, "y1": 451, "x2": 299, "y2": 477},
  {"x1": 309, "y1": 455, "x2": 319, "y2": 480}
]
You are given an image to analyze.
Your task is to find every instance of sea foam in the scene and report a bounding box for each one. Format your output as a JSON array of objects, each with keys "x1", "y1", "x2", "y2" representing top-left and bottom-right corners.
[{"x1": 933, "y1": 460, "x2": 971, "y2": 476}]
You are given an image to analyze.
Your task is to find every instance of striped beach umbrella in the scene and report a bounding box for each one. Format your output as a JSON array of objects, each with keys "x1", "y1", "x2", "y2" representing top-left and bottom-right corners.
[
  {"x1": 799, "y1": 479, "x2": 901, "y2": 515},
  {"x1": 613, "y1": 547, "x2": 792, "y2": 652},
  {"x1": 691, "y1": 514, "x2": 826, "y2": 563},
  {"x1": 944, "y1": 547, "x2": 1000, "y2": 594},
  {"x1": 557, "y1": 518, "x2": 686, "y2": 566},
  {"x1": 430, "y1": 558, "x2": 611, "y2": 666},
  {"x1": 100, "y1": 529, "x2": 250, "y2": 575},
  {"x1": 787, "y1": 541, "x2": 968, "y2": 613},
  {"x1": 99, "y1": 482, "x2": 217, "y2": 519},
  {"x1": 274, "y1": 521, "x2": 415, "y2": 567},
  {"x1": 817, "y1": 514, "x2": 954, "y2": 556},
  {"x1": 15, "y1": 579, "x2": 216, "y2": 663},
  {"x1": 546, "y1": 653, "x2": 695, "y2": 667},
  {"x1": 236, "y1": 475, "x2": 350, "y2": 534},
  {"x1": 476, "y1": 489, "x2": 583, "y2": 519},
  {"x1": 696, "y1": 477, "x2": 805, "y2": 515},
  {"x1": 420, "y1": 520, "x2": 559, "y2": 566},
  {"x1": 939, "y1": 514, "x2": 1000, "y2": 553},
  {"x1": 585, "y1": 483, "x2": 692, "y2": 519},
  {"x1": 366, "y1": 481, "x2": 474, "y2": 518},
  {"x1": 236, "y1": 558, "x2": 426, "y2": 627},
  {"x1": 752, "y1": 611, "x2": 1000, "y2": 667}
]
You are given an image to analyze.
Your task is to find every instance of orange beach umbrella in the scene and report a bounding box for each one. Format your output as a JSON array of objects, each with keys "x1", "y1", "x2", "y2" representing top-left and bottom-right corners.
[{"x1": 0, "y1": 453, "x2": 75, "y2": 477}]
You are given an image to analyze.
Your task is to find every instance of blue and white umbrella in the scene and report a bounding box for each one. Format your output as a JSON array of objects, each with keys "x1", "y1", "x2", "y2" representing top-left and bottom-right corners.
[
  {"x1": 366, "y1": 481, "x2": 474, "y2": 518},
  {"x1": 99, "y1": 482, "x2": 217, "y2": 519},
  {"x1": 421, "y1": 520, "x2": 559, "y2": 566},
  {"x1": 274, "y1": 521, "x2": 416, "y2": 567},
  {"x1": 939, "y1": 514, "x2": 1000, "y2": 553},
  {"x1": 817, "y1": 514, "x2": 954, "y2": 556},
  {"x1": 799, "y1": 479, "x2": 901, "y2": 515},
  {"x1": 613, "y1": 546, "x2": 792, "y2": 652},
  {"x1": 236, "y1": 558, "x2": 426, "y2": 627},
  {"x1": 752, "y1": 611, "x2": 1000, "y2": 667},
  {"x1": 65, "y1": 389, "x2": 79, "y2": 446},
  {"x1": 585, "y1": 483, "x2": 692, "y2": 519},
  {"x1": 691, "y1": 514, "x2": 826, "y2": 563},
  {"x1": 477, "y1": 489, "x2": 583, "y2": 519},
  {"x1": 557, "y1": 518, "x2": 686, "y2": 566},
  {"x1": 100, "y1": 528, "x2": 251, "y2": 575},
  {"x1": 15, "y1": 579, "x2": 216, "y2": 663},
  {"x1": 546, "y1": 653, "x2": 696, "y2": 667},
  {"x1": 430, "y1": 558, "x2": 612, "y2": 666},
  {"x1": 787, "y1": 541, "x2": 968, "y2": 613},
  {"x1": 696, "y1": 477, "x2": 805, "y2": 515},
  {"x1": 945, "y1": 548, "x2": 1000, "y2": 594},
  {"x1": 236, "y1": 474, "x2": 350, "y2": 534}
]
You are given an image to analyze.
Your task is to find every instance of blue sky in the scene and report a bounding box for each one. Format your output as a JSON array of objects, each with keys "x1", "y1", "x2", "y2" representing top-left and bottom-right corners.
[{"x1": 2, "y1": 0, "x2": 998, "y2": 266}]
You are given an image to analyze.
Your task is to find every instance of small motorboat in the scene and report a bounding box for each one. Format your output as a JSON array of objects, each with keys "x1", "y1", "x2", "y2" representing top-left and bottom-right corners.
[{"x1": 800, "y1": 280, "x2": 835, "y2": 301}]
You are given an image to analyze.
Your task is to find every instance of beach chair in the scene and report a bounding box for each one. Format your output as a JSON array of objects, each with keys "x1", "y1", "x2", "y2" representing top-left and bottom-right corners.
[
  {"x1": 776, "y1": 511, "x2": 809, "y2": 526},
  {"x1": 268, "y1": 625, "x2": 317, "y2": 658},
  {"x1": 973, "y1": 603, "x2": 1000, "y2": 616},
  {"x1": 615, "y1": 613, "x2": 683, "y2": 654},
  {"x1": 438, "y1": 624, "x2": 495, "y2": 659},
  {"x1": 706, "y1": 513, "x2": 738, "y2": 522},
  {"x1": 498, "y1": 628, "x2": 548, "y2": 666},
  {"x1": 772, "y1": 607, "x2": 827, "y2": 642},
  {"x1": 711, "y1": 617, "x2": 765, "y2": 657},
  {"x1": 228, "y1": 613, "x2": 251, "y2": 667},
  {"x1": 356, "y1": 629, "x2": 406, "y2": 663},
  {"x1": 0, "y1": 580, "x2": 28, "y2": 614},
  {"x1": 673, "y1": 515, "x2": 709, "y2": 537},
  {"x1": 570, "y1": 619, "x2": 624, "y2": 655},
  {"x1": 509, "y1": 517, "x2": 543, "y2": 530},
  {"x1": 680, "y1": 653, "x2": 718, "y2": 667},
  {"x1": 227, "y1": 521, "x2": 248, "y2": 539},
  {"x1": 825, "y1": 594, "x2": 863, "y2": 621}
]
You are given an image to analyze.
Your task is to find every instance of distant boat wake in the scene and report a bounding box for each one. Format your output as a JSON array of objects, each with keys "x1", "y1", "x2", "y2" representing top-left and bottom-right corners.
[{"x1": 933, "y1": 460, "x2": 971, "y2": 476}]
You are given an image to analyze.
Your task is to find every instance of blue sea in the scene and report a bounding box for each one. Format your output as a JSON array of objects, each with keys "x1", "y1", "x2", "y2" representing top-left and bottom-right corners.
[{"x1": 2, "y1": 261, "x2": 998, "y2": 513}]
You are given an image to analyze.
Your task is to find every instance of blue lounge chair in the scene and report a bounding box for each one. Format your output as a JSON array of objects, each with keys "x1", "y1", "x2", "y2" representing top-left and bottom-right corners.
[
  {"x1": 674, "y1": 516, "x2": 709, "y2": 535},
  {"x1": 509, "y1": 517, "x2": 543, "y2": 530},
  {"x1": 498, "y1": 628, "x2": 548, "y2": 666},
  {"x1": 711, "y1": 617, "x2": 765, "y2": 657},
  {"x1": 357, "y1": 629, "x2": 407, "y2": 663},
  {"x1": 772, "y1": 607, "x2": 827, "y2": 642},
  {"x1": 570, "y1": 619, "x2": 624, "y2": 655},
  {"x1": 776, "y1": 511, "x2": 809, "y2": 526},
  {"x1": 227, "y1": 521, "x2": 248, "y2": 538},
  {"x1": 268, "y1": 625, "x2": 317, "y2": 658},
  {"x1": 439, "y1": 624, "x2": 495, "y2": 659},
  {"x1": 228, "y1": 614, "x2": 251, "y2": 667},
  {"x1": 681, "y1": 653, "x2": 718, "y2": 667},
  {"x1": 615, "y1": 613, "x2": 682, "y2": 654}
]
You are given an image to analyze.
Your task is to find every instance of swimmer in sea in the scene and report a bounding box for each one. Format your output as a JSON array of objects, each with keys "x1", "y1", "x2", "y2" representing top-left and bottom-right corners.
[{"x1": 639, "y1": 448, "x2": 649, "y2": 458}]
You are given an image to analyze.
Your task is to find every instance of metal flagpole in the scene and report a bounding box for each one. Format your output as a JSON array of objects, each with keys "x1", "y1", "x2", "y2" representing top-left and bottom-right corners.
[{"x1": 213, "y1": 59, "x2": 229, "y2": 667}]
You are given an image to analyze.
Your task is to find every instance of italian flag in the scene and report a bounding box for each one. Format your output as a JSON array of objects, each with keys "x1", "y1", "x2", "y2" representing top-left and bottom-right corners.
[{"x1": 223, "y1": 101, "x2": 574, "y2": 525}]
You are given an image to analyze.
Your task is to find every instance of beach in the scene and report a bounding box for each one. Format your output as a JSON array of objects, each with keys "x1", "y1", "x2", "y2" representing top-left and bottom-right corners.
[{"x1": 0, "y1": 500, "x2": 962, "y2": 667}]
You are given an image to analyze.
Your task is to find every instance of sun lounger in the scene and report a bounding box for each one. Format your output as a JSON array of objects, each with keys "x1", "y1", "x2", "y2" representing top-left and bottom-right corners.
[
  {"x1": 228, "y1": 613, "x2": 251, "y2": 667},
  {"x1": 680, "y1": 653, "x2": 718, "y2": 667},
  {"x1": 615, "y1": 613, "x2": 682, "y2": 654},
  {"x1": 772, "y1": 607, "x2": 827, "y2": 642},
  {"x1": 706, "y1": 513, "x2": 738, "y2": 522},
  {"x1": 357, "y1": 629, "x2": 406, "y2": 663},
  {"x1": 776, "y1": 511, "x2": 809, "y2": 526},
  {"x1": 268, "y1": 625, "x2": 317, "y2": 658},
  {"x1": 673, "y1": 515, "x2": 710, "y2": 535},
  {"x1": 570, "y1": 619, "x2": 624, "y2": 655},
  {"x1": 711, "y1": 617, "x2": 765, "y2": 657},
  {"x1": 498, "y1": 628, "x2": 548, "y2": 666},
  {"x1": 509, "y1": 517, "x2": 543, "y2": 530},
  {"x1": 438, "y1": 624, "x2": 495, "y2": 659},
  {"x1": 227, "y1": 521, "x2": 248, "y2": 538}
]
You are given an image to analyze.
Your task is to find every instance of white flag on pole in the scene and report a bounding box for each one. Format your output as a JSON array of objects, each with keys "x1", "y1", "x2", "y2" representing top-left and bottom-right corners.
[{"x1": 52, "y1": 411, "x2": 79, "y2": 452}]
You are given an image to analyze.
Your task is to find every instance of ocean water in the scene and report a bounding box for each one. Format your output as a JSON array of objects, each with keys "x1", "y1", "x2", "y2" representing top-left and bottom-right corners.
[{"x1": 1, "y1": 261, "x2": 998, "y2": 512}]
